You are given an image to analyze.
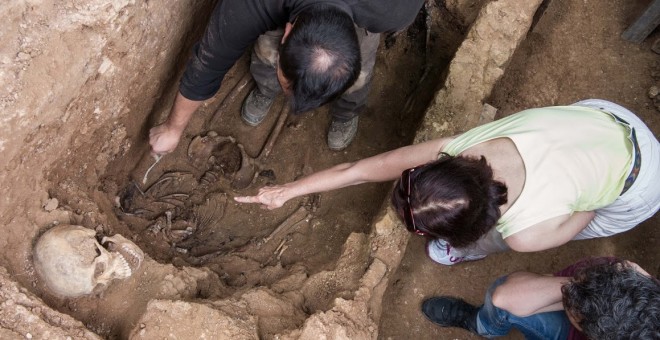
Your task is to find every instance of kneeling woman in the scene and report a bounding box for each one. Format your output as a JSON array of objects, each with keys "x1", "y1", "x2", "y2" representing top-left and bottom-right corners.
[{"x1": 235, "y1": 99, "x2": 660, "y2": 265}]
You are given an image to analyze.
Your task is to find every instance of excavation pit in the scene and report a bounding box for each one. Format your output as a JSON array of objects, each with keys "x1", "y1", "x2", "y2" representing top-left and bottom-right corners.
[{"x1": 1, "y1": 1, "x2": 658, "y2": 339}]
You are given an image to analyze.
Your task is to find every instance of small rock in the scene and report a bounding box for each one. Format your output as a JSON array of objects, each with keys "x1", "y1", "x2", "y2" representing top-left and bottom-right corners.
[
  {"x1": 480, "y1": 103, "x2": 498, "y2": 122},
  {"x1": 258, "y1": 169, "x2": 276, "y2": 181},
  {"x1": 648, "y1": 86, "x2": 659, "y2": 98},
  {"x1": 16, "y1": 52, "x2": 30, "y2": 61},
  {"x1": 43, "y1": 198, "x2": 58, "y2": 212},
  {"x1": 652, "y1": 38, "x2": 660, "y2": 55}
]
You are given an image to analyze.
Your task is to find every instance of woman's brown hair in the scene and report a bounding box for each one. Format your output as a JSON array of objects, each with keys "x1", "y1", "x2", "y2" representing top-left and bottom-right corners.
[{"x1": 391, "y1": 154, "x2": 507, "y2": 248}]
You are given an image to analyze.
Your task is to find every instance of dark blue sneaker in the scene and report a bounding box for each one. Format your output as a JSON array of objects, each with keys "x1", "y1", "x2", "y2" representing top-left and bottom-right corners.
[{"x1": 421, "y1": 297, "x2": 479, "y2": 333}]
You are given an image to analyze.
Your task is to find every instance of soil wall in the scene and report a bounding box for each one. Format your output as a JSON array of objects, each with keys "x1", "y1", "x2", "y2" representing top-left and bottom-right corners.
[{"x1": 0, "y1": 0, "x2": 212, "y2": 276}]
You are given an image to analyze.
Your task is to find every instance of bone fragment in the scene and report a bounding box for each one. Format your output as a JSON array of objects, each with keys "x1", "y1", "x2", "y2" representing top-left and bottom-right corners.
[
  {"x1": 258, "y1": 105, "x2": 290, "y2": 160},
  {"x1": 209, "y1": 72, "x2": 254, "y2": 123},
  {"x1": 231, "y1": 105, "x2": 290, "y2": 189},
  {"x1": 274, "y1": 239, "x2": 286, "y2": 254},
  {"x1": 165, "y1": 211, "x2": 173, "y2": 230},
  {"x1": 277, "y1": 245, "x2": 289, "y2": 260},
  {"x1": 262, "y1": 205, "x2": 309, "y2": 245}
]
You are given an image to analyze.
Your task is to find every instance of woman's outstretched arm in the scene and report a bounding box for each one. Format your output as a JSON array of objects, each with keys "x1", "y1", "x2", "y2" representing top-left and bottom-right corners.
[{"x1": 234, "y1": 138, "x2": 452, "y2": 209}]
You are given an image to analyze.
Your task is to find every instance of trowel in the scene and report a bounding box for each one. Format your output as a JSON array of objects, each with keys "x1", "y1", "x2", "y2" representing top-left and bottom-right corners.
[
  {"x1": 130, "y1": 148, "x2": 164, "y2": 187},
  {"x1": 142, "y1": 153, "x2": 162, "y2": 184}
]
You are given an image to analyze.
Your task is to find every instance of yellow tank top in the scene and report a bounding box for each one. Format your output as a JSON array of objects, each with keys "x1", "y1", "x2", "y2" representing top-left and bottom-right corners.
[{"x1": 442, "y1": 106, "x2": 632, "y2": 238}]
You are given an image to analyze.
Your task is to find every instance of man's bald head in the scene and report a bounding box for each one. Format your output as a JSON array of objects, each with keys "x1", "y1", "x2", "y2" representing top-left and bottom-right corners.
[{"x1": 279, "y1": 5, "x2": 361, "y2": 114}]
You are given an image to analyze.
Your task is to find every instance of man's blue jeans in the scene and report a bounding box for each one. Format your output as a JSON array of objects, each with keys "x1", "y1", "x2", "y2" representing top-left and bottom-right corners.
[{"x1": 476, "y1": 276, "x2": 571, "y2": 340}]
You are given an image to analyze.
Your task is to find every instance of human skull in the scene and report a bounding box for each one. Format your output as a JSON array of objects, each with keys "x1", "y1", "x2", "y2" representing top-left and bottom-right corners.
[{"x1": 33, "y1": 225, "x2": 144, "y2": 297}]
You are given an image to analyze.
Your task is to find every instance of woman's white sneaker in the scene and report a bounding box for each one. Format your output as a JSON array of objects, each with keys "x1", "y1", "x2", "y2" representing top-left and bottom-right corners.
[{"x1": 426, "y1": 239, "x2": 486, "y2": 265}]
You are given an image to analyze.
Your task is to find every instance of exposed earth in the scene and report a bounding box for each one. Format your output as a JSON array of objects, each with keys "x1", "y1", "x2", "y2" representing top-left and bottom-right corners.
[
  {"x1": 0, "y1": 0, "x2": 658, "y2": 339},
  {"x1": 380, "y1": 0, "x2": 660, "y2": 339}
]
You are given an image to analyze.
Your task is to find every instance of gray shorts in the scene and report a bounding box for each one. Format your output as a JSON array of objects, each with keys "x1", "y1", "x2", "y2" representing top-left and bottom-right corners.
[{"x1": 572, "y1": 99, "x2": 660, "y2": 239}]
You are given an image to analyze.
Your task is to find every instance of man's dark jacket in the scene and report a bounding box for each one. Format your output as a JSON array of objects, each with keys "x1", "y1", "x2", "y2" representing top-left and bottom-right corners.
[{"x1": 180, "y1": 0, "x2": 426, "y2": 101}]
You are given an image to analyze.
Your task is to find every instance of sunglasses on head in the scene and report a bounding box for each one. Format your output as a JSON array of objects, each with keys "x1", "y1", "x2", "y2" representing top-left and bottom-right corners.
[{"x1": 401, "y1": 167, "x2": 427, "y2": 236}]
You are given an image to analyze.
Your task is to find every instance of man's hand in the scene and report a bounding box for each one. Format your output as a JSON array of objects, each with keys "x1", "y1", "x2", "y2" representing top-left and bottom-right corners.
[
  {"x1": 234, "y1": 185, "x2": 291, "y2": 210},
  {"x1": 149, "y1": 92, "x2": 203, "y2": 155},
  {"x1": 149, "y1": 123, "x2": 183, "y2": 155}
]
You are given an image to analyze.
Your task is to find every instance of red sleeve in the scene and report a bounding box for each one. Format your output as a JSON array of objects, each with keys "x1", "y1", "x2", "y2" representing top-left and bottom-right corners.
[{"x1": 553, "y1": 257, "x2": 619, "y2": 277}]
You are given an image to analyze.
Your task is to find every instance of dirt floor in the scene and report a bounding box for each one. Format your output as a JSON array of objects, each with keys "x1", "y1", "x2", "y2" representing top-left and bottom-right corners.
[
  {"x1": 1, "y1": 0, "x2": 658, "y2": 339},
  {"x1": 379, "y1": 0, "x2": 660, "y2": 339}
]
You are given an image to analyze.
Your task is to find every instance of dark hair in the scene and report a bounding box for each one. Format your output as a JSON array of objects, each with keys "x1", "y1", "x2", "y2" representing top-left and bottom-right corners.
[
  {"x1": 278, "y1": 5, "x2": 361, "y2": 114},
  {"x1": 391, "y1": 154, "x2": 507, "y2": 248},
  {"x1": 561, "y1": 260, "x2": 660, "y2": 340}
]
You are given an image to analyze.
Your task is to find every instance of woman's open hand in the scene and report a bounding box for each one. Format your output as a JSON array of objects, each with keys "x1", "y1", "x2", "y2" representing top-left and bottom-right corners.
[{"x1": 234, "y1": 185, "x2": 290, "y2": 210}]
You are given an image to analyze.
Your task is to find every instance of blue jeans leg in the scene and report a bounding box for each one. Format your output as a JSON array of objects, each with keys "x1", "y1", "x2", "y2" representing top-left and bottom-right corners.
[{"x1": 476, "y1": 276, "x2": 571, "y2": 340}]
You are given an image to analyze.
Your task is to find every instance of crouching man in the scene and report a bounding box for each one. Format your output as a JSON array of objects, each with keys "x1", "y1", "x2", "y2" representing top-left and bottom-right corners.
[{"x1": 422, "y1": 258, "x2": 659, "y2": 339}]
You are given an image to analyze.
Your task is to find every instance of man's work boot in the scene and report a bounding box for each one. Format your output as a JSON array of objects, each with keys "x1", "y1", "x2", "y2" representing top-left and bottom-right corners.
[
  {"x1": 327, "y1": 116, "x2": 359, "y2": 151},
  {"x1": 241, "y1": 88, "x2": 275, "y2": 127},
  {"x1": 421, "y1": 297, "x2": 479, "y2": 333}
]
